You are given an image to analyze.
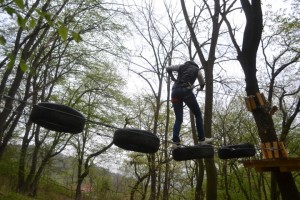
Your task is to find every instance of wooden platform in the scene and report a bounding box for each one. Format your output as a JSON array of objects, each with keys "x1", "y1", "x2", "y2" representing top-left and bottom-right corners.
[{"x1": 242, "y1": 158, "x2": 300, "y2": 172}]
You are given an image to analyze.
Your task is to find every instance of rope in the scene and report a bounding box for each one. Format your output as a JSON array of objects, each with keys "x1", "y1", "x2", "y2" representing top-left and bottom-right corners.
[
  {"x1": 0, "y1": 94, "x2": 120, "y2": 130},
  {"x1": 0, "y1": 94, "x2": 33, "y2": 105},
  {"x1": 85, "y1": 119, "x2": 119, "y2": 130},
  {"x1": 0, "y1": 94, "x2": 160, "y2": 139},
  {"x1": 0, "y1": 93, "x2": 290, "y2": 152},
  {"x1": 95, "y1": 132, "x2": 114, "y2": 139}
]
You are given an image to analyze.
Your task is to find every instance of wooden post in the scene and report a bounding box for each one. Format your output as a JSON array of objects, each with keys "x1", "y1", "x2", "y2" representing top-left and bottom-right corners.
[
  {"x1": 244, "y1": 97, "x2": 252, "y2": 111},
  {"x1": 278, "y1": 142, "x2": 288, "y2": 158},
  {"x1": 265, "y1": 142, "x2": 273, "y2": 159},
  {"x1": 273, "y1": 141, "x2": 279, "y2": 158},
  {"x1": 261, "y1": 143, "x2": 268, "y2": 158},
  {"x1": 249, "y1": 96, "x2": 256, "y2": 110},
  {"x1": 256, "y1": 92, "x2": 265, "y2": 106}
]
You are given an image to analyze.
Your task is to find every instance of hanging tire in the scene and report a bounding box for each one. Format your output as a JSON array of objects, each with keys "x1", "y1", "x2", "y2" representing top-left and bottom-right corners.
[
  {"x1": 218, "y1": 143, "x2": 256, "y2": 159},
  {"x1": 30, "y1": 102, "x2": 85, "y2": 134},
  {"x1": 172, "y1": 145, "x2": 214, "y2": 161},
  {"x1": 113, "y1": 128, "x2": 160, "y2": 153}
]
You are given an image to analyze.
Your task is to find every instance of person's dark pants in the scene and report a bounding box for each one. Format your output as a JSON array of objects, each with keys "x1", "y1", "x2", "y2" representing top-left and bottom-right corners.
[{"x1": 171, "y1": 87, "x2": 205, "y2": 142}]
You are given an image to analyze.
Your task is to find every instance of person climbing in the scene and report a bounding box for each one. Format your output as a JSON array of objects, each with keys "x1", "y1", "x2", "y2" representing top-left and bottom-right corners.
[{"x1": 166, "y1": 61, "x2": 213, "y2": 149}]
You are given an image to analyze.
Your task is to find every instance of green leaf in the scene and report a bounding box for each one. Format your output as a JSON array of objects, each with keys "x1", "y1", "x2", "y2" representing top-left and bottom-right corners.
[
  {"x1": 7, "y1": 54, "x2": 16, "y2": 70},
  {"x1": 35, "y1": 8, "x2": 42, "y2": 16},
  {"x1": 13, "y1": 0, "x2": 25, "y2": 9},
  {"x1": 29, "y1": 18, "x2": 36, "y2": 28},
  {"x1": 0, "y1": 35, "x2": 6, "y2": 45},
  {"x1": 58, "y1": 25, "x2": 68, "y2": 41},
  {"x1": 44, "y1": 13, "x2": 53, "y2": 26},
  {"x1": 5, "y1": 7, "x2": 16, "y2": 16},
  {"x1": 29, "y1": 67, "x2": 36, "y2": 76},
  {"x1": 72, "y1": 31, "x2": 82, "y2": 43},
  {"x1": 17, "y1": 14, "x2": 26, "y2": 29},
  {"x1": 20, "y1": 59, "x2": 27, "y2": 72},
  {"x1": 44, "y1": 12, "x2": 51, "y2": 21}
]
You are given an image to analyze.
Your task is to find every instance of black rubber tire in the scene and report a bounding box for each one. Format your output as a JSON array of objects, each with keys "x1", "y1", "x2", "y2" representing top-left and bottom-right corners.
[
  {"x1": 172, "y1": 145, "x2": 214, "y2": 161},
  {"x1": 30, "y1": 102, "x2": 85, "y2": 134},
  {"x1": 218, "y1": 143, "x2": 256, "y2": 159},
  {"x1": 113, "y1": 128, "x2": 160, "y2": 153}
]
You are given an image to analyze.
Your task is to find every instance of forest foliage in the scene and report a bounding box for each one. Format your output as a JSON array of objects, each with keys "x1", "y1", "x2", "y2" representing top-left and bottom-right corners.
[{"x1": 0, "y1": 0, "x2": 299, "y2": 200}]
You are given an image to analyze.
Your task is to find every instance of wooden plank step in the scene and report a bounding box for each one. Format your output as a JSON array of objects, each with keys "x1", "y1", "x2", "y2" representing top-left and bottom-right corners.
[
  {"x1": 261, "y1": 141, "x2": 288, "y2": 159},
  {"x1": 242, "y1": 158, "x2": 300, "y2": 172}
]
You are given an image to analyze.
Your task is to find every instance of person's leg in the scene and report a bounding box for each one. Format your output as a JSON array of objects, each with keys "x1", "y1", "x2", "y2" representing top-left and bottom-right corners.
[
  {"x1": 172, "y1": 101, "x2": 183, "y2": 142},
  {"x1": 171, "y1": 88, "x2": 184, "y2": 143},
  {"x1": 183, "y1": 91, "x2": 205, "y2": 140}
]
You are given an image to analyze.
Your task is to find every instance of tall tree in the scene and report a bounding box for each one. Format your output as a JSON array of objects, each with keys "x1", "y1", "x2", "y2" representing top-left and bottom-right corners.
[
  {"x1": 1, "y1": 0, "x2": 129, "y2": 197},
  {"x1": 67, "y1": 62, "x2": 129, "y2": 200},
  {"x1": 180, "y1": 0, "x2": 230, "y2": 199},
  {"x1": 261, "y1": 4, "x2": 300, "y2": 199},
  {"x1": 223, "y1": 0, "x2": 300, "y2": 199},
  {"x1": 0, "y1": 0, "x2": 53, "y2": 158},
  {"x1": 124, "y1": 1, "x2": 181, "y2": 199}
]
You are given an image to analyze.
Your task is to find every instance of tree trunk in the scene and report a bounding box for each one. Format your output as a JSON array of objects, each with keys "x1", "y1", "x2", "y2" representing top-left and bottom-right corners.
[
  {"x1": 271, "y1": 174, "x2": 278, "y2": 200},
  {"x1": 0, "y1": 0, "x2": 51, "y2": 158},
  {"x1": 162, "y1": 76, "x2": 172, "y2": 200},
  {"x1": 17, "y1": 126, "x2": 36, "y2": 193},
  {"x1": 180, "y1": 0, "x2": 221, "y2": 198},
  {"x1": 28, "y1": 158, "x2": 49, "y2": 197},
  {"x1": 272, "y1": 171, "x2": 300, "y2": 200},
  {"x1": 130, "y1": 174, "x2": 150, "y2": 200},
  {"x1": 0, "y1": 66, "x2": 25, "y2": 157},
  {"x1": 75, "y1": 177, "x2": 83, "y2": 200},
  {"x1": 149, "y1": 154, "x2": 157, "y2": 200},
  {"x1": 203, "y1": 62, "x2": 218, "y2": 200},
  {"x1": 223, "y1": 161, "x2": 231, "y2": 200},
  {"x1": 195, "y1": 160, "x2": 205, "y2": 200},
  {"x1": 190, "y1": 112, "x2": 205, "y2": 200},
  {"x1": 238, "y1": 1, "x2": 300, "y2": 199},
  {"x1": 75, "y1": 158, "x2": 84, "y2": 200}
]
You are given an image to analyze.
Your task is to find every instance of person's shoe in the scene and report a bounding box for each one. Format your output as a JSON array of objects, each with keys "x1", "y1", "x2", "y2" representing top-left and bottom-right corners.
[
  {"x1": 172, "y1": 141, "x2": 181, "y2": 149},
  {"x1": 198, "y1": 137, "x2": 214, "y2": 145}
]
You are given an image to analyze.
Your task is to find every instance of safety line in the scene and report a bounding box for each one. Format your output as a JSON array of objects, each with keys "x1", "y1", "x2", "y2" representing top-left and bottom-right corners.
[
  {"x1": 0, "y1": 94, "x2": 33, "y2": 105},
  {"x1": 0, "y1": 102, "x2": 286, "y2": 151},
  {"x1": 0, "y1": 100, "x2": 154, "y2": 137},
  {"x1": 85, "y1": 119, "x2": 119, "y2": 130},
  {"x1": 0, "y1": 94, "x2": 120, "y2": 130},
  {"x1": 0, "y1": 99, "x2": 149, "y2": 136},
  {"x1": 0, "y1": 93, "x2": 288, "y2": 152}
]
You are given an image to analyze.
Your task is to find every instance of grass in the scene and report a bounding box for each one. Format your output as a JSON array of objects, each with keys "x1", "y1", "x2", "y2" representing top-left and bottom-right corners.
[
  {"x1": 0, "y1": 178, "x2": 74, "y2": 200},
  {"x1": 0, "y1": 147, "x2": 73, "y2": 200}
]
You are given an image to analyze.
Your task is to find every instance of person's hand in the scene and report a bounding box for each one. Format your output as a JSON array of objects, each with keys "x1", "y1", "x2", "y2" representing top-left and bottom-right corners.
[
  {"x1": 197, "y1": 84, "x2": 205, "y2": 91},
  {"x1": 167, "y1": 70, "x2": 176, "y2": 81},
  {"x1": 169, "y1": 73, "x2": 176, "y2": 81}
]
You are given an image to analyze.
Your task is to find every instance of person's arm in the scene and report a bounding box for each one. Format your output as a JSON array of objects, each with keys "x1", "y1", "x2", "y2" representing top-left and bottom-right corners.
[
  {"x1": 197, "y1": 70, "x2": 205, "y2": 91},
  {"x1": 166, "y1": 65, "x2": 180, "y2": 82}
]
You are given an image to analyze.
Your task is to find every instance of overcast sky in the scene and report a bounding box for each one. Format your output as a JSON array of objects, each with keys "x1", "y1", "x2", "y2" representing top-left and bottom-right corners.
[{"x1": 121, "y1": 0, "x2": 293, "y2": 97}]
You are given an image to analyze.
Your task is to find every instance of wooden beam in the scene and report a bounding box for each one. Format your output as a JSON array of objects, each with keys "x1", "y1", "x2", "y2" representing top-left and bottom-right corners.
[
  {"x1": 256, "y1": 92, "x2": 265, "y2": 106},
  {"x1": 273, "y1": 141, "x2": 279, "y2": 158},
  {"x1": 260, "y1": 143, "x2": 268, "y2": 158},
  {"x1": 244, "y1": 97, "x2": 252, "y2": 111},
  {"x1": 242, "y1": 158, "x2": 300, "y2": 172},
  {"x1": 265, "y1": 142, "x2": 273, "y2": 159},
  {"x1": 249, "y1": 96, "x2": 256, "y2": 110},
  {"x1": 278, "y1": 142, "x2": 288, "y2": 158}
]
